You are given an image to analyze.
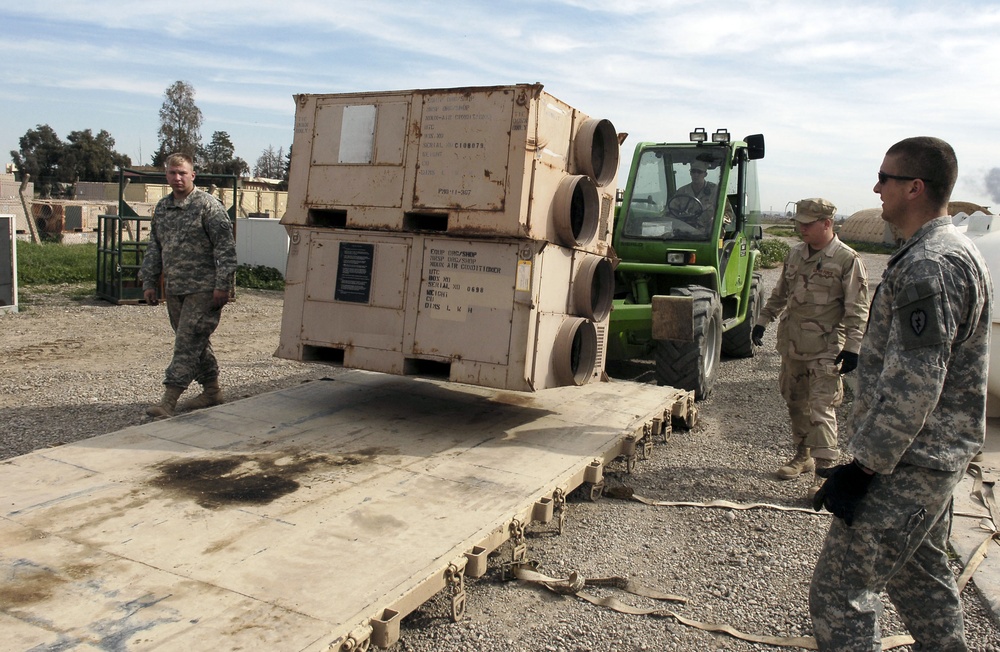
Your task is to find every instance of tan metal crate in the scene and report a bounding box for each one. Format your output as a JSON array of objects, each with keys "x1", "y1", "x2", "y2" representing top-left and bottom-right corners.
[
  {"x1": 276, "y1": 226, "x2": 615, "y2": 391},
  {"x1": 283, "y1": 84, "x2": 619, "y2": 255}
]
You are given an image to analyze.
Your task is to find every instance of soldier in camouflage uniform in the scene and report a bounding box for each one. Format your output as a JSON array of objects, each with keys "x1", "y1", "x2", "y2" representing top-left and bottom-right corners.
[
  {"x1": 140, "y1": 152, "x2": 238, "y2": 419},
  {"x1": 810, "y1": 137, "x2": 991, "y2": 651},
  {"x1": 752, "y1": 198, "x2": 869, "y2": 498}
]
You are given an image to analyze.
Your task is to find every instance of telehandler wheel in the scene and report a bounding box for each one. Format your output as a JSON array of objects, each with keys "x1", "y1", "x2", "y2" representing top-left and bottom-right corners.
[
  {"x1": 722, "y1": 272, "x2": 763, "y2": 358},
  {"x1": 654, "y1": 285, "x2": 722, "y2": 400}
]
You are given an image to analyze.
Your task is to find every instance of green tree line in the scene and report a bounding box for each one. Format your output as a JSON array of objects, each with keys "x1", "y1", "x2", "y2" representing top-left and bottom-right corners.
[{"x1": 10, "y1": 80, "x2": 291, "y2": 198}]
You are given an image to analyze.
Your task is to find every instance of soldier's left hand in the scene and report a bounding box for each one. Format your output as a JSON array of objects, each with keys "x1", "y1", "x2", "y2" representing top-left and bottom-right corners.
[
  {"x1": 835, "y1": 350, "x2": 858, "y2": 374},
  {"x1": 812, "y1": 461, "x2": 874, "y2": 526}
]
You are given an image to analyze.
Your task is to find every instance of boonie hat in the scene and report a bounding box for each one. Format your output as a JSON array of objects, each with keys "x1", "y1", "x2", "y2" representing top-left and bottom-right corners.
[
  {"x1": 792, "y1": 198, "x2": 836, "y2": 223},
  {"x1": 690, "y1": 160, "x2": 708, "y2": 173}
]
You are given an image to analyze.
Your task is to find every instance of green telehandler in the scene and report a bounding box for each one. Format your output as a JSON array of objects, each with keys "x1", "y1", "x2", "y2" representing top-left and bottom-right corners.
[{"x1": 607, "y1": 128, "x2": 766, "y2": 400}]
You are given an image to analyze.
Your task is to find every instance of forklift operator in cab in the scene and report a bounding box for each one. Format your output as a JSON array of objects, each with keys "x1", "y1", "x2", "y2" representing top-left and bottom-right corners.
[{"x1": 674, "y1": 159, "x2": 725, "y2": 234}]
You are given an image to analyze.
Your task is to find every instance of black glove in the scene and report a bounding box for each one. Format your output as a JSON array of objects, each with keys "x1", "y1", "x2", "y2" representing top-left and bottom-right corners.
[
  {"x1": 812, "y1": 461, "x2": 875, "y2": 526},
  {"x1": 751, "y1": 325, "x2": 765, "y2": 347},
  {"x1": 835, "y1": 350, "x2": 858, "y2": 375}
]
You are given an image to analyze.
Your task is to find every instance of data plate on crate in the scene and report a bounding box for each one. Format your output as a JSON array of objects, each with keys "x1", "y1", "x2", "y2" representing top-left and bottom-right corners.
[{"x1": 0, "y1": 371, "x2": 689, "y2": 651}]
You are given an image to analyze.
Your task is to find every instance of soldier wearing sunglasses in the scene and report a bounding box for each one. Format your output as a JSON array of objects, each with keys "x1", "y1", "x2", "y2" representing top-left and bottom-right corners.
[{"x1": 809, "y1": 137, "x2": 992, "y2": 651}]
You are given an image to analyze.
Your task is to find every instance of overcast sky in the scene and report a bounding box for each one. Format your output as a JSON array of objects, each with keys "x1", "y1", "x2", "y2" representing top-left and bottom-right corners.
[{"x1": 3, "y1": 0, "x2": 999, "y2": 215}]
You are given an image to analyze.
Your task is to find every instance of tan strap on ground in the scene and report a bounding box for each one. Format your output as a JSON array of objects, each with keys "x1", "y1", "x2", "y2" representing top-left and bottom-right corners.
[
  {"x1": 627, "y1": 483, "x2": 990, "y2": 642},
  {"x1": 967, "y1": 463, "x2": 998, "y2": 525},
  {"x1": 629, "y1": 493, "x2": 821, "y2": 515},
  {"x1": 513, "y1": 567, "x2": 915, "y2": 649},
  {"x1": 956, "y1": 464, "x2": 999, "y2": 592},
  {"x1": 514, "y1": 567, "x2": 686, "y2": 604},
  {"x1": 632, "y1": 482, "x2": 998, "y2": 592}
]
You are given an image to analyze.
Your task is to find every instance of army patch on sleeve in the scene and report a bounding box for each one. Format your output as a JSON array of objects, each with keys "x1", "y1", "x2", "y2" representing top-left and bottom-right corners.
[{"x1": 895, "y1": 280, "x2": 944, "y2": 350}]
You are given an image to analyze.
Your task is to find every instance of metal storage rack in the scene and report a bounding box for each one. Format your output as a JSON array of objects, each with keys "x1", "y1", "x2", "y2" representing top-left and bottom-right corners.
[{"x1": 96, "y1": 213, "x2": 151, "y2": 304}]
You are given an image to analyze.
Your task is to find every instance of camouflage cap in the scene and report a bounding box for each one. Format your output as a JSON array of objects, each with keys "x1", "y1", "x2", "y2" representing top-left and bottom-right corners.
[{"x1": 792, "y1": 198, "x2": 836, "y2": 223}]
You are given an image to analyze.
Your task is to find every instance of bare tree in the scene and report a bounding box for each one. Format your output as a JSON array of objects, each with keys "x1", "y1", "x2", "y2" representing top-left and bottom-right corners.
[{"x1": 253, "y1": 145, "x2": 285, "y2": 179}]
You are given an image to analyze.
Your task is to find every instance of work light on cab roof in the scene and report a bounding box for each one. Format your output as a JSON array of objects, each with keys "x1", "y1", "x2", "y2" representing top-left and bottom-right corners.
[{"x1": 688, "y1": 127, "x2": 731, "y2": 145}]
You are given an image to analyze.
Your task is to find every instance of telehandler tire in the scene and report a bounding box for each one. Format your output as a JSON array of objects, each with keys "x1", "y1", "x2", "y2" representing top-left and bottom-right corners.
[
  {"x1": 722, "y1": 272, "x2": 763, "y2": 358},
  {"x1": 654, "y1": 285, "x2": 722, "y2": 400}
]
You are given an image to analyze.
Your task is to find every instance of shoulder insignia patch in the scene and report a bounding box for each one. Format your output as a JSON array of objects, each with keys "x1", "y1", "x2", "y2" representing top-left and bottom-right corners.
[
  {"x1": 896, "y1": 281, "x2": 943, "y2": 350},
  {"x1": 909, "y1": 309, "x2": 926, "y2": 335}
]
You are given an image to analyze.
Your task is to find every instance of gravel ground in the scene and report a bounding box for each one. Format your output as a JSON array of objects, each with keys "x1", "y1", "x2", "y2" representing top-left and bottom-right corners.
[{"x1": 2, "y1": 250, "x2": 999, "y2": 651}]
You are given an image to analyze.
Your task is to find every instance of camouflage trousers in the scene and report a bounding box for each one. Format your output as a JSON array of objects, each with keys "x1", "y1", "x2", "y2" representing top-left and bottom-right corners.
[
  {"x1": 163, "y1": 291, "x2": 223, "y2": 389},
  {"x1": 779, "y1": 357, "x2": 842, "y2": 458},
  {"x1": 809, "y1": 464, "x2": 967, "y2": 651}
]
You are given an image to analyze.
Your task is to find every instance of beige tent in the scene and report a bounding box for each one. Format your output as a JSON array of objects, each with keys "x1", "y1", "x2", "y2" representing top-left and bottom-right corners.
[
  {"x1": 949, "y1": 200, "x2": 991, "y2": 216},
  {"x1": 839, "y1": 201, "x2": 992, "y2": 246},
  {"x1": 838, "y1": 208, "x2": 900, "y2": 246}
]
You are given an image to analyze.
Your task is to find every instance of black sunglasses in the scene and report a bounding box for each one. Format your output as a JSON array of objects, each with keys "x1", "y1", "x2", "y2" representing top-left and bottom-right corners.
[{"x1": 878, "y1": 171, "x2": 932, "y2": 185}]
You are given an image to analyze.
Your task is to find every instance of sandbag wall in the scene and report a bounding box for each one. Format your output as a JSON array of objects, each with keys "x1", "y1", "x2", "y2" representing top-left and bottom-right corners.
[{"x1": 276, "y1": 84, "x2": 620, "y2": 391}]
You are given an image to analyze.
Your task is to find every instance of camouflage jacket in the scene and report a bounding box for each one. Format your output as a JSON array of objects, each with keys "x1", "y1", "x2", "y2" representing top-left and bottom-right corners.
[
  {"x1": 848, "y1": 217, "x2": 992, "y2": 474},
  {"x1": 757, "y1": 235, "x2": 869, "y2": 361},
  {"x1": 140, "y1": 188, "x2": 238, "y2": 296}
]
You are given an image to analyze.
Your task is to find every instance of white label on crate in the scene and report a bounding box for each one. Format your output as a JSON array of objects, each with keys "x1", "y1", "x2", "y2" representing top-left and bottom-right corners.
[
  {"x1": 515, "y1": 260, "x2": 532, "y2": 292},
  {"x1": 421, "y1": 243, "x2": 514, "y2": 322},
  {"x1": 339, "y1": 105, "x2": 376, "y2": 164},
  {"x1": 413, "y1": 91, "x2": 512, "y2": 209}
]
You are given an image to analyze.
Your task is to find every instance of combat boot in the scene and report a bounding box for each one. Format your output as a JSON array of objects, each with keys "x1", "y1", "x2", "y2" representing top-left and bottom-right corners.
[
  {"x1": 181, "y1": 379, "x2": 223, "y2": 411},
  {"x1": 776, "y1": 445, "x2": 814, "y2": 480},
  {"x1": 146, "y1": 385, "x2": 184, "y2": 420},
  {"x1": 808, "y1": 458, "x2": 838, "y2": 499}
]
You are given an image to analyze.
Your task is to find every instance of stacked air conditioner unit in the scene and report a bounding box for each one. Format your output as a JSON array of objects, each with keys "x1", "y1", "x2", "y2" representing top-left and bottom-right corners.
[{"x1": 276, "y1": 84, "x2": 620, "y2": 392}]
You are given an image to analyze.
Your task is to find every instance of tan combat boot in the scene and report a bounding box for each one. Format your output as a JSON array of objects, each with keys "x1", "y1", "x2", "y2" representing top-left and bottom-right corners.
[
  {"x1": 181, "y1": 379, "x2": 223, "y2": 411},
  {"x1": 776, "y1": 445, "x2": 814, "y2": 480},
  {"x1": 808, "y1": 458, "x2": 838, "y2": 499},
  {"x1": 146, "y1": 385, "x2": 184, "y2": 420}
]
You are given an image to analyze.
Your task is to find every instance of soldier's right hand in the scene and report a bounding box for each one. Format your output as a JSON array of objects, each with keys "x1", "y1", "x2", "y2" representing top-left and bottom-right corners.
[
  {"x1": 751, "y1": 325, "x2": 765, "y2": 347},
  {"x1": 143, "y1": 289, "x2": 158, "y2": 306}
]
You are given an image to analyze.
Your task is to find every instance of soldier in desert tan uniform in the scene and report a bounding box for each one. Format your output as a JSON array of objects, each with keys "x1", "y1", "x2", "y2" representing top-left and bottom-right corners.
[{"x1": 752, "y1": 198, "x2": 869, "y2": 498}]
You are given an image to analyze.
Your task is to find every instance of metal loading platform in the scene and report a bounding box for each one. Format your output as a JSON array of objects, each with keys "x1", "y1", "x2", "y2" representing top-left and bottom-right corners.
[{"x1": 0, "y1": 371, "x2": 693, "y2": 651}]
